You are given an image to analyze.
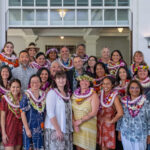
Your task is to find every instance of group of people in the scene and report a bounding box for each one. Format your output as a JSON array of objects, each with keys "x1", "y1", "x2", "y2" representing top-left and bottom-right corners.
[{"x1": 0, "y1": 41, "x2": 150, "y2": 150}]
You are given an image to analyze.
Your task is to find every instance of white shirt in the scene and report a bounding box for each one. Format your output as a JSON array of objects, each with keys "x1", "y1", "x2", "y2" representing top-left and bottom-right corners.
[{"x1": 44, "y1": 89, "x2": 73, "y2": 133}]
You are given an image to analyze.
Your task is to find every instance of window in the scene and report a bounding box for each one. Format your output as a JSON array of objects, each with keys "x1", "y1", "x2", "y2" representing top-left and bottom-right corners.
[
  {"x1": 77, "y1": 9, "x2": 88, "y2": 25},
  {"x1": 117, "y1": 9, "x2": 128, "y2": 25},
  {"x1": 77, "y1": 0, "x2": 88, "y2": 6},
  {"x1": 118, "y1": 0, "x2": 129, "y2": 6},
  {"x1": 64, "y1": 10, "x2": 75, "y2": 25},
  {"x1": 91, "y1": 9, "x2": 103, "y2": 25},
  {"x1": 36, "y1": 0, "x2": 47, "y2": 6},
  {"x1": 104, "y1": 9, "x2": 115, "y2": 25},
  {"x1": 105, "y1": 0, "x2": 116, "y2": 6},
  {"x1": 50, "y1": 10, "x2": 62, "y2": 25},
  {"x1": 9, "y1": 9, "x2": 21, "y2": 25},
  {"x1": 91, "y1": 0, "x2": 103, "y2": 6},
  {"x1": 36, "y1": 10, "x2": 48, "y2": 25},
  {"x1": 64, "y1": 0, "x2": 75, "y2": 6},
  {"x1": 50, "y1": 0, "x2": 62, "y2": 6},
  {"x1": 23, "y1": 9, "x2": 34, "y2": 25},
  {"x1": 9, "y1": 0, "x2": 21, "y2": 6}
]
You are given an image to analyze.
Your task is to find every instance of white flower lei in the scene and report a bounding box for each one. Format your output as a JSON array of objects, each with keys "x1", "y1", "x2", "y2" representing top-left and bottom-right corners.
[
  {"x1": 53, "y1": 88, "x2": 70, "y2": 100},
  {"x1": 58, "y1": 58, "x2": 73, "y2": 70}
]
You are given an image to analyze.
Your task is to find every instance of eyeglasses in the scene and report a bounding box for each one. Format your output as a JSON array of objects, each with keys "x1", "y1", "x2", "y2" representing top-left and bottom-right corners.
[{"x1": 130, "y1": 87, "x2": 140, "y2": 90}]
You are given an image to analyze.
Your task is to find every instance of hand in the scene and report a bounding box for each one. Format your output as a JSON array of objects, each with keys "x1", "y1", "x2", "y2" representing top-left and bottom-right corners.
[
  {"x1": 2, "y1": 133, "x2": 9, "y2": 144},
  {"x1": 26, "y1": 128, "x2": 32, "y2": 138},
  {"x1": 56, "y1": 130, "x2": 63, "y2": 141},
  {"x1": 104, "y1": 118, "x2": 113, "y2": 124},
  {"x1": 74, "y1": 126, "x2": 80, "y2": 132},
  {"x1": 74, "y1": 119, "x2": 82, "y2": 126},
  {"x1": 118, "y1": 131, "x2": 121, "y2": 141},
  {"x1": 147, "y1": 135, "x2": 150, "y2": 144}
]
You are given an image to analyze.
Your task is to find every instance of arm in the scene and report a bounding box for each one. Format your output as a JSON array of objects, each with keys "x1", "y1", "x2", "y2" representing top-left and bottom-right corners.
[
  {"x1": 21, "y1": 111, "x2": 32, "y2": 138},
  {"x1": 74, "y1": 92, "x2": 99, "y2": 126},
  {"x1": 1, "y1": 111, "x2": 9, "y2": 144},
  {"x1": 109, "y1": 96, "x2": 123, "y2": 124}
]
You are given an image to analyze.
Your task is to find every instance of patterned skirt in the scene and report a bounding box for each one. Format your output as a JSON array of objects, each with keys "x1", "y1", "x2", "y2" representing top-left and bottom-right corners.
[{"x1": 44, "y1": 129, "x2": 73, "y2": 150}]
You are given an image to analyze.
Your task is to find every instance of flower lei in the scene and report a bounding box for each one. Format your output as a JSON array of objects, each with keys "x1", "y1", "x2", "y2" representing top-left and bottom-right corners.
[
  {"x1": 134, "y1": 65, "x2": 149, "y2": 72},
  {"x1": 82, "y1": 54, "x2": 89, "y2": 62},
  {"x1": 100, "y1": 89, "x2": 118, "y2": 108},
  {"x1": 25, "y1": 89, "x2": 46, "y2": 113},
  {"x1": 41, "y1": 82, "x2": 50, "y2": 91},
  {"x1": 107, "y1": 60, "x2": 125, "y2": 70},
  {"x1": 0, "y1": 53, "x2": 19, "y2": 67},
  {"x1": 0, "y1": 85, "x2": 9, "y2": 95},
  {"x1": 53, "y1": 88, "x2": 70, "y2": 101},
  {"x1": 121, "y1": 95, "x2": 146, "y2": 117},
  {"x1": 58, "y1": 58, "x2": 73, "y2": 70},
  {"x1": 134, "y1": 76, "x2": 150, "y2": 88},
  {"x1": 74, "y1": 88, "x2": 94, "y2": 103},
  {"x1": 3, "y1": 92, "x2": 22, "y2": 119},
  {"x1": 30, "y1": 61, "x2": 50, "y2": 70},
  {"x1": 114, "y1": 80, "x2": 129, "y2": 91}
]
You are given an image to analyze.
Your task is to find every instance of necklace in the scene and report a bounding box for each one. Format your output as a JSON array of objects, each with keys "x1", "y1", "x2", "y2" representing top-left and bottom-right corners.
[
  {"x1": 121, "y1": 95, "x2": 146, "y2": 117},
  {"x1": 0, "y1": 52, "x2": 18, "y2": 60},
  {"x1": 108, "y1": 60, "x2": 125, "y2": 69},
  {"x1": 54, "y1": 88, "x2": 70, "y2": 101},
  {"x1": 100, "y1": 89, "x2": 118, "y2": 108},
  {"x1": 30, "y1": 61, "x2": 50, "y2": 69},
  {"x1": 25, "y1": 89, "x2": 46, "y2": 113},
  {"x1": 0, "y1": 85, "x2": 9, "y2": 95},
  {"x1": 134, "y1": 76, "x2": 150, "y2": 88},
  {"x1": 3, "y1": 92, "x2": 22, "y2": 119},
  {"x1": 114, "y1": 80, "x2": 129, "y2": 91},
  {"x1": 41, "y1": 81, "x2": 50, "y2": 91},
  {"x1": 74, "y1": 88, "x2": 94, "y2": 102},
  {"x1": 58, "y1": 58, "x2": 73, "y2": 70}
]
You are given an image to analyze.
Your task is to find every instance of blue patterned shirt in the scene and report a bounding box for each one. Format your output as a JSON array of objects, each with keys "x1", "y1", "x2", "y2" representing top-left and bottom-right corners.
[{"x1": 116, "y1": 99, "x2": 150, "y2": 142}]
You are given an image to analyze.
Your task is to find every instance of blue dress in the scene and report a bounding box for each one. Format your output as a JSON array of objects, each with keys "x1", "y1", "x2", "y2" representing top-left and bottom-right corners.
[{"x1": 20, "y1": 93, "x2": 45, "y2": 150}]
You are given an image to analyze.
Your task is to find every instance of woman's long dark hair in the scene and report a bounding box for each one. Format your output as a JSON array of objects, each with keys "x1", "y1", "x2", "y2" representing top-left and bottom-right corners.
[
  {"x1": 51, "y1": 71, "x2": 69, "y2": 94},
  {"x1": 0, "y1": 65, "x2": 12, "y2": 88},
  {"x1": 94, "y1": 62, "x2": 109, "y2": 78},
  {"x1": 115, "y1": 66, "x2": 131, "y2": 85},
  {"x1": 127, "y1": 80, "x2": 143, "y2": 96},
  {"x1": 37, "y1": 67, "x2": 52, "y2": 85},
  {"x1": 86, "y1": 56, "x2": 98, "y2": 71}
]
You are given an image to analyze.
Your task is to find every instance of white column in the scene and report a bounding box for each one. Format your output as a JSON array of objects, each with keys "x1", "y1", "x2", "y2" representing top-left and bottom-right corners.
[
  {"x1": 131, "y1": 0, "x2": 150, "y2": 65},
  {"x1": 0, "y1": 0, "x2": 6, "y2": 51},
  {"x1": 84, "y1": 35, "x2": 99, "y2": 56}
]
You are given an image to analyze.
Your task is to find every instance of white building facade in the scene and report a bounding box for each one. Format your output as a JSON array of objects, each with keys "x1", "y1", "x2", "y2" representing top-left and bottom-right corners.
[{"x1": 0, "y1": 0, "x2": 150, "y2": 64}]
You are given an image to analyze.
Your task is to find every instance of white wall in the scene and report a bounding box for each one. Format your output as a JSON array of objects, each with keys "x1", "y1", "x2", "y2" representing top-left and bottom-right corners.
[
  {"x1": 132, "y1": 0, "x2": 150, "y2": 65},
  {"x1": 0, "y1": 0, "x2": 6, "y2": 51}
]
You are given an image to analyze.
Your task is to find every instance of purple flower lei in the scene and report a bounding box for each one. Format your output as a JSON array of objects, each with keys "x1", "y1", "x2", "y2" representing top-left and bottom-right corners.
[{"x1": 41, "y1": 82, "x2": 50, "y2": 91}]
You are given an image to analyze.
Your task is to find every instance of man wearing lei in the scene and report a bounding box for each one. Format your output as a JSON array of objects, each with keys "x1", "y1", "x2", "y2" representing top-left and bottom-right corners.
[
  {"x1": 58, "y1": 46, "x2": 73, "y2": 71},
  {"x1": 72, "y1": 74, "x2": 99, "y2": 150}
]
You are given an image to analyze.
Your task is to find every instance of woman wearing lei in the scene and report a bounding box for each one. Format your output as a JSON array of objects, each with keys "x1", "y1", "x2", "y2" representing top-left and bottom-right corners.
[
  {"x1": 0, "y1": 65, "x2": 12, "y2": 99},
  {"x1": 133, "y1": 63, "x2": 150, "y2": 97},
  {"x1": 20, "y1": 75, "x2": 46, "y2": 150},
  {"x1": 72, "y1": 74, "x2": 99, "y2": 150},
  {"x1": 115, "y1": 66, "x2": 131, "y2": 97},
  {"x1": 117, "y1": 80, "x2": 150, "y2": 150},
  {"x1": 58, "y1": 46, "x2": 73, "y2": 71},
  {"x1": 107, "y1": 50, "x2": 126, "y2": 76},
  {"x1": 130, "y1": 51, "x2": 145, "y2": 76},
  {"x1": 46, "y1": 48, "x2": 58, "y2": 66},
  {"x1": 37, "y1": 68, "x2": 51, "y2": 94},
  {"x1": 0, "y1": 41, "x2": 19, "y2": 70},
  {"x1": 97, "y1": 76, "x2": 123, "y2": 150},
  {"x1": 0, "y1": 79, "x2": 22, "y2": 149},
  {"x1": 86, "y1": 56, "x2": 97, "y2": 77},
  {"x1": 44, "y1": 71, "x2": 73, "y2": 150},
  {"x1": 93, "y1": 62, "x2": 109, "y2": 94},
  {"x1": 30, "y1": 52, "x2": 50, "y2": 70}
]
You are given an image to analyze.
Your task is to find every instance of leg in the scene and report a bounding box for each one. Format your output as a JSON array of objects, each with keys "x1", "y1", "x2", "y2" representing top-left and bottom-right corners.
[
  {"x1": 14, "y1": 145, "x2": 22, "y2": 150},
  {"x1": 76, "y1": 146, "x2": 86, "y2": 150},
  {"x1": 5, "y1": 147, "x2": 15, "y2": 150}
]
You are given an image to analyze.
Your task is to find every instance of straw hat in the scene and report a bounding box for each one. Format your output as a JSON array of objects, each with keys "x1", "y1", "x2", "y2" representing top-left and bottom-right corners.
[{"x1": 26, "y1": 43, "x2": 39, "y2": 52}]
